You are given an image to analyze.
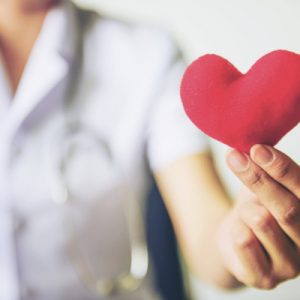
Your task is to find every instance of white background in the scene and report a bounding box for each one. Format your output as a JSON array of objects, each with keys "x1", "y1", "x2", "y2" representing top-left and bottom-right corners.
[{"x1": 74, "y1": 0, "x2": 300, "y2": 72}]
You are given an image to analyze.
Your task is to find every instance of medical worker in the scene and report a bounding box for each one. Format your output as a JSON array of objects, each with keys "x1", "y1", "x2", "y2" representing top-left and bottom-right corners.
[{"x1": 2, "y1": 1, "x2": 300, "y2": 300}]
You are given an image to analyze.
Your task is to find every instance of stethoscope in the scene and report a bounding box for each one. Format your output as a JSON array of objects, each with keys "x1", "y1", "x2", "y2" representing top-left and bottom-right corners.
[{"x1": 47, "y1": 11, "x2": 149, "y2": 297}]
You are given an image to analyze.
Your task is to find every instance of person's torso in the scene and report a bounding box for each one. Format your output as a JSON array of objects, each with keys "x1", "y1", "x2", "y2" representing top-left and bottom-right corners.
[{"x1": 0, "y1": 2, "x2": 178, "y2": 300}]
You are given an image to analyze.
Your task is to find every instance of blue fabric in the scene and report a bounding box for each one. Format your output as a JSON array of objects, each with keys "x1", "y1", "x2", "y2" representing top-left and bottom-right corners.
[{"x1": 146, "y1": 180, "x2": 187, "y2": 300}]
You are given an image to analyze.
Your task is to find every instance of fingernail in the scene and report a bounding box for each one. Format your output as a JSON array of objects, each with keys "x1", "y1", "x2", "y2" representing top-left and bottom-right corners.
[
  {"x1": 251, "y1": 145, "x2": 274, "y2": 166},
  {"x1": 227, "y1": 150, "x2": 249, "y2": 172}
]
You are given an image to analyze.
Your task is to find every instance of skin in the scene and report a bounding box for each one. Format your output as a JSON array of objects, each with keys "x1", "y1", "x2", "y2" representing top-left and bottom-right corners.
[
  {"x1": 218, "y1": 145, "x2": 300, "y2": 288},
  {"x1": 0, "y1": 0, "x2": 59, "y2": 93},
  {"x1": 155, "y1": 152, "x2": 240, "y2": 288},
  {"x1": 157, "y1": 146, "x2": 300, "y2": 290},
  {"x1": 2, "y1": 0, "x2": 300, "y2": 291}
]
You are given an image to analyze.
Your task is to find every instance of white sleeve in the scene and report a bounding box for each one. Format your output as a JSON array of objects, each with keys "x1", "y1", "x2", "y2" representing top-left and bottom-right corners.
[{"x1": 146, "y1": 47, "x2": 210, "y2": 172}]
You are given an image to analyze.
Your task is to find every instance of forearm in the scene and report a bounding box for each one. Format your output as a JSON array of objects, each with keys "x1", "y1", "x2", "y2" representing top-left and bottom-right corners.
[
  {"x1": 181, "y1": 205, "x2": 241, "y2": 289},
  {"x1": 164, "y1": 191, "x2": 240, "y2": 289},
  {"x1": 155, "y1": 152, "x2": 241, "y2": 289}
]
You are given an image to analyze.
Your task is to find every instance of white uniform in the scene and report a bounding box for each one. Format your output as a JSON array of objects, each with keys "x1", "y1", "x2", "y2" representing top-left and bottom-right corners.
[{"x1": 0, "y1": 2, "x2": 208, "y2": 300}]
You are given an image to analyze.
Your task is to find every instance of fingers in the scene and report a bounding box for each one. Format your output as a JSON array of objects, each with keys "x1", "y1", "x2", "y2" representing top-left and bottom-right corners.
[
  {"x1": 239, "y1": 201, "x2": 300, "y2": 280},
  {"x1": 223, "y1": 145, "x2": 300, "y2": 288},
  {"x1": 233, "y1": 221, "x2": 273, "y2": 288},
  {"x1": 219, "y1": 201, "x2": 300, "y2": 290},
  {"x1": 250, "y1": 145, "x2": 300, "y2": 199},
  {"x1": 226, "y1": 148, "x2": 300, "y2": 247},
  {"x1": 218, "y1": 211, "x2": 273, "y2": 289}
]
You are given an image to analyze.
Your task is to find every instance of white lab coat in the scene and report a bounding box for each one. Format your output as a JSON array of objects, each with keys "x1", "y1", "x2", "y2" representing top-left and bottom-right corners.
[{"x1": 0, "y1": 2, "x2": 208, "y2": 300}]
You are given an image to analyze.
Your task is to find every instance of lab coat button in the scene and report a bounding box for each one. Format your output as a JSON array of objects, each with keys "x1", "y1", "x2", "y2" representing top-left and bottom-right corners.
[{"x1": 13, "y1": 217, "x2": 26, "y2": 234}]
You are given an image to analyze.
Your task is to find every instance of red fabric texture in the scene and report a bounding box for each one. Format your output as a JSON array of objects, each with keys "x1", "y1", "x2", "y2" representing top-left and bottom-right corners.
[{"x1": 180, "y1": 50, "x2": 300, "y2": 152}]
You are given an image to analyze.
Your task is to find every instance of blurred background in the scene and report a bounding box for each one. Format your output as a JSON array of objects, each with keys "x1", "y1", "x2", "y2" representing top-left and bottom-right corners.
[{"x1": 74, "y1": 0, "x2": 300, "y2": 71}]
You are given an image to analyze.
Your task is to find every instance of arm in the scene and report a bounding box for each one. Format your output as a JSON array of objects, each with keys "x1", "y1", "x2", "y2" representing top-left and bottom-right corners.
[
  {"x1": 155, "y1": 144, "x2": 300, "y2": 290},
  {"x1": 154, "y1": 151, "x2": 241, "y2": 289},
  {"x1": 222, "y1": 145, "x2": 300, "y2": 288}
]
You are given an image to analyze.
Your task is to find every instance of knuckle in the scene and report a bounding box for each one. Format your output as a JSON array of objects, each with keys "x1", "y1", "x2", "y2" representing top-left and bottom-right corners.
[
  {"x1": 259, "y1": 276, "x2": 278, "y2": 290},
  {"x1": 235, "y1": 271, "x2": 256, "y2": 287},
  {"x1": 252, "y1": 210, "x2": 273, "y2": 231},
  {"x1": 246, "y1": 277, "x2": 259, "y2": 288},
  {"x1": 285, "y1": 265, "x2": 300, "y2": 279},
  {"x1": 244, "y1": 275, "x2": 276, "y2": 290},
  {"x1": 274, "y1": 161, "x2": 292, "y2": 181},
  {"x1": 282, "y1": 260, "x2": 300, "y2": 279},
  {"x1": 278, "y1": 205, "x2": 300, "y2": 226},
  {"x1": 235, "y1": 231, "x2": 256, "y2": 249},
  {"x1": 246, "y1": 171, "x2": 266, "y2": 189}
]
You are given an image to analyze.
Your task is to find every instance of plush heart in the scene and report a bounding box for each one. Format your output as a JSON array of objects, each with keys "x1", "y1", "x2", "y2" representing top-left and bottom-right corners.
[{"x1": 180, "y1": 50, "x2": 300, "y2": 153}]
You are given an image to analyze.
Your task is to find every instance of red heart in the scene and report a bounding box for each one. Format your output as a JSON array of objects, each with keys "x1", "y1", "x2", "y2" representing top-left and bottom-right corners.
[{"x1": 180, "y1": 50, "x2": 300, "y2": 153}]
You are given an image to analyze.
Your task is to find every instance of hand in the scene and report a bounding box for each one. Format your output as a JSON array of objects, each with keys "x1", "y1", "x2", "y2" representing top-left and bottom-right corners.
[{"x1": 217, "y1": 145, "x2": 300, "y2": 289}]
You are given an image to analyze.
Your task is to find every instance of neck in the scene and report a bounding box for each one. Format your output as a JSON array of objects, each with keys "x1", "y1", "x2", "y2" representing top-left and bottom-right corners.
[
  {"x1": 0, "y1": 1, "x2": 54, "y2": 94},
  {"x1": 0, "y1": 2, "x2": 52, "y2": 33}
]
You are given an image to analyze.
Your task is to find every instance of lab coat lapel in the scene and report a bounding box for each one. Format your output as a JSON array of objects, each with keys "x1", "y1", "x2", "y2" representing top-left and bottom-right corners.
[
  {"x1": 8, "y1": 53, "x2": 68, "y2": 136},
  {"x1": 5, "y1": 1, "x2": 79, "y2": 141}
]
